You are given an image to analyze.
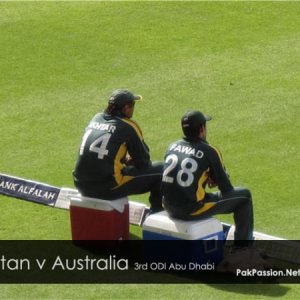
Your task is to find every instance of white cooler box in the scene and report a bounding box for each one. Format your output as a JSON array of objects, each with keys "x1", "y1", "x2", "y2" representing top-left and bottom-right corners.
[{"x1": 142, "y1": 211, "x2": 225, "y2": 264}]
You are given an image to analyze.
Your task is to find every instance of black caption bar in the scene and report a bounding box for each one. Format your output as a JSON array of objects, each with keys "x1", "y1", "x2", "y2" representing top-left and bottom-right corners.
[{"x1": 0, "y1": 240, "x2": 299, "y2": 284}]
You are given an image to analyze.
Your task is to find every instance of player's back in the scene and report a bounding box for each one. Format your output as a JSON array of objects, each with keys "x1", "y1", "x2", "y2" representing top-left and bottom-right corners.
[
  {"x1": 162, "y1": 138, "x2": 211, "y2": 214},
  {"x1": 73, "y1": 112, "x2": 130, "y2": 187}
]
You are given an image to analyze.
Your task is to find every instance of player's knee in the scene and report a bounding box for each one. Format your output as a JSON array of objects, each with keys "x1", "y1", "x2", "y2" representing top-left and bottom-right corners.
[
  {"x1": 152, "y1": 161, "x2": 164, "y2": 173},
  {"x1": 245, "y1": 188, "x2": 252, "y2": 199},
  {"x1": 235, "y1": 187, "x2": 252, "y2": 199}
]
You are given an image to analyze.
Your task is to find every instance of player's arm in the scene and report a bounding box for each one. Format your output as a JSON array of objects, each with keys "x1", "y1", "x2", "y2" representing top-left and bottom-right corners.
[
  {"x1": 207, "y1": 145, "x2": 233, "y2": 193},
  {"x1": 127, "y1": 136, "x2": 151, "y2": 169},
  {"x1": 123, "y1": 121, "x2": 151, "y2": 169}
]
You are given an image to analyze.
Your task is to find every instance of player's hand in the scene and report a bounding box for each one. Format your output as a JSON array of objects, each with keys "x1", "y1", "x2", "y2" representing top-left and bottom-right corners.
[
  {"x1": 124, "y1": 154, "x2": 134, "y2": 166},
  {"x1": 207, "y1": 177, "x2": 218, "y2": 189}
]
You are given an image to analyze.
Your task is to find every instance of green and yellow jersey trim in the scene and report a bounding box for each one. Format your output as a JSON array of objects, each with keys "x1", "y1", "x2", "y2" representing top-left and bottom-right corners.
[
  {"x1": 113, "y1": 143, "x2": 133, "y2": 187},
  {"x1": 190, "y1": 202, "x2": 216, "y2": 216},
  {"x1": 121, "y1": 118, "x2": 144, "y2": 141},
  {"x1": 196, "y1": 168, "x2": 210, "y2": 201},
  {"x1": 208, "y1": 143, "x2": 225, "y2": 168},
  {"x1": 190, "y1": 168, "x2": 216, "y2": 215}
]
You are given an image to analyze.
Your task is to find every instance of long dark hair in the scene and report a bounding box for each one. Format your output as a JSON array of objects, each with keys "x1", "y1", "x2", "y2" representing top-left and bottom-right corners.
[{"x1": 105, "y1": 103, "x2": 123, "y2": 116}]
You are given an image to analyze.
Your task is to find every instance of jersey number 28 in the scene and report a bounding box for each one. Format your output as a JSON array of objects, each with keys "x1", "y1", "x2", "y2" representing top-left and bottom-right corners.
[{"x1": 162, "y1": 154, "x2": 198, "y2": 187}]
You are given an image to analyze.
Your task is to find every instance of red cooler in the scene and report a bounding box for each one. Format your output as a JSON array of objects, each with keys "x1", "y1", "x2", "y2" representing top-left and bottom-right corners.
[{"x1": 70, "y1": 196, "x2": 129, "y2": 240}]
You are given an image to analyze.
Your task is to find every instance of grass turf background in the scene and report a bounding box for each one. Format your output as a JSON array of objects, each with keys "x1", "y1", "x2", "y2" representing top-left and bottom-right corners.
[{"x1": 0, "y1": 1, "x2": 299, "y2": 299}]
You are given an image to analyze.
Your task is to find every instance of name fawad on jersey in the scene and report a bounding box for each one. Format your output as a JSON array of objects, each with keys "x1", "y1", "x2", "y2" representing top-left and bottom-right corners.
[
  {"x1": 89, "y1": 122, "x2": 116, "y2": 133},
  {"x1": 170, "y1": 143, "x2": 204, "y2": 159}
]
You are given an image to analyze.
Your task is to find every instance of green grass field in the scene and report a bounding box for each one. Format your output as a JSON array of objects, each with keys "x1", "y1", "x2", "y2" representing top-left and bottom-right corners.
[{"x1": 0, "y1": 1, "x2": 299, "y2": 299}]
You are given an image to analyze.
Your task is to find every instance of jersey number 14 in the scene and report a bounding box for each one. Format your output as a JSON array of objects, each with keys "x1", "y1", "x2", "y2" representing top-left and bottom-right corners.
[{"x1": 80, "y1": 129, "x2": 111, "y2": 159}]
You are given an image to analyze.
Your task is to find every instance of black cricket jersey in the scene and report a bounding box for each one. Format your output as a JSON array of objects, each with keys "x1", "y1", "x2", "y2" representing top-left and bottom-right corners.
[
  {"x1": 73, "y1": 112, "x2": 151, "y2": 189},
  {"x1": 162, "y1": 137, "x2": 233, "y2": 215}
]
